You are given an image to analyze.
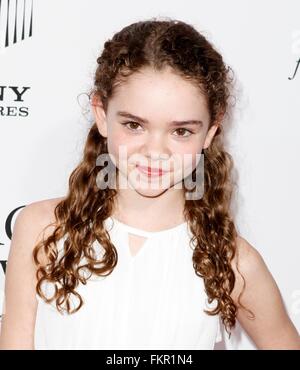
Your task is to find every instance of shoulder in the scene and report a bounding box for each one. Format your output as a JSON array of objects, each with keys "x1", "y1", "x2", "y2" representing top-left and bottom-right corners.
[
  {"x1": 19, "y1": 196, "x2": 65, "y2": 218},
  {"x1": 7, "y1": 196, "x2": 66, "y2": 288},
  {"x1": 12, "y1": 196, "x2": 66, "y2": 257},
  {"x1": 0, "y1": 196, "x2": 65, "y2": 349},
  {"x1": 16, "y1": 196, "x2": 65, "y2": 235},
  {"x1": 229, "y1": 236, "x2": 300, "y2": 349},
  {"x1": 230, "y1": 235, "x2": 268, "y2": 303},
  {"x1": 232, "y1": 235, "x2": 265, "y2": 273}
]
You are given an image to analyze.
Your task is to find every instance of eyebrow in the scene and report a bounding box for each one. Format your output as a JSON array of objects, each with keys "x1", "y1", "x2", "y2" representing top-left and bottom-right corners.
[{"x1": 117, "y1": 111, "x2": 203, "y2": 127}]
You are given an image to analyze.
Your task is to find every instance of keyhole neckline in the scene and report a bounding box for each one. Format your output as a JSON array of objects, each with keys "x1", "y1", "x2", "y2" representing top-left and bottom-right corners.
[{"x1": 109, "y1": 216, "x2": 188, "y2": 238}]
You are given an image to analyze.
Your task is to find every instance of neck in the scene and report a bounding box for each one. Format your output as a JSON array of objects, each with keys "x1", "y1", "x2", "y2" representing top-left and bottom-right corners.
[{"x1": 112, "y1": 175, "x2": 186, "y2": 230}]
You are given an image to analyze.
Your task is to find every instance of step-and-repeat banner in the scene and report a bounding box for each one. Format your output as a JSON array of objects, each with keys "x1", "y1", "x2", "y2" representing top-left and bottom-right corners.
[{"x1": 0, "y1": 0, "x2": 299, "y2": 349}]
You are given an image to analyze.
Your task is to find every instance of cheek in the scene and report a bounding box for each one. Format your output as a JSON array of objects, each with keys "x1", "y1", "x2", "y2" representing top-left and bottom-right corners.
[
  {"x1": 172, "y1": 141, "x2": 200, "y2": 155},
  {"x1": 171, "y1": 140, "x2": 202, "y2": 169},
  {"x1": 107, "y1": 131, "x2": 138, "y2": 171},
  {"x1": 171, "y1": 129, "x2": 204, "y2": 151},
  {"x1": 108, "y1": 129, "x2": 137, "y2": 157}
]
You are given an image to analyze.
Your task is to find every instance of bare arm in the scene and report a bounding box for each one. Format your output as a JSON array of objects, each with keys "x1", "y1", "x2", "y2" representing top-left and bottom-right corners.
[
  {"x1": 0, "y1": 200, "x2": 57, "y2": 349},
  {"x1": 231, "y1": 236, "x2": 300, "y2": 350}
]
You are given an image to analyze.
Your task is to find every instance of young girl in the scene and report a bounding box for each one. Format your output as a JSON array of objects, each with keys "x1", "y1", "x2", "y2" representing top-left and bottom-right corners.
[{"x1": 0, "y1": 18, "x2": 299, "y2": 350}]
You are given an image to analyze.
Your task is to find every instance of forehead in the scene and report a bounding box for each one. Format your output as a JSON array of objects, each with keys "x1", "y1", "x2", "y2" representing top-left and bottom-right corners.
[{"x1": 107, "y1": 67, "x2": 209, "y2": 122}]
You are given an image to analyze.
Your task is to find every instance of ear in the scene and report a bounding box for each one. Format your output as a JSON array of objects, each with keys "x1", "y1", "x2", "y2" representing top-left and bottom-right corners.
[
  {"x1": 90, "y1": 93, "x2": 108, "y2": 138},
  {"x1": 203, "y1": 111, "x2": 224, "y2": 149},
  {"x1": 203, "y1": 123, "x2": 219, "y2": 149}
]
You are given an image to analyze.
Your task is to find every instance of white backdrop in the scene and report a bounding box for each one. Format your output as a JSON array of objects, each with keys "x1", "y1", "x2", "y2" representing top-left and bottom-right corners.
[{"x1": 0, "y1": 0, "x2": 299, "y2": 350}]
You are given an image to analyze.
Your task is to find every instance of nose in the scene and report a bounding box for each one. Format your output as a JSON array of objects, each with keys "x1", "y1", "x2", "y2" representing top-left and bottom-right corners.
[{"x1": 142, "y1": 133, "x2": 171, "y2": 161}]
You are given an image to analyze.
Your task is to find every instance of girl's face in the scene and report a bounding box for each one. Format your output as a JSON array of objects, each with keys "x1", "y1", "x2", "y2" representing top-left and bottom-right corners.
[{"x1": 93, "y1": 66, "x2": 219, "y2": 198}]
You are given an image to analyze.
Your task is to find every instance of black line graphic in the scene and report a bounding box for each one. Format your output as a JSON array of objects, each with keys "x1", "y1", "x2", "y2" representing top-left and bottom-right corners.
[
  {"x1": 13, "y1": 0, "x2": 18, "y2": 43},
  {"x1": 5, "y1": 0, "x2": 10, "y2": 47},
  {"x1": 21, "y1": 0, "x2": 25, "y2": 40},
  {"x1": 0, "y1": 1, "x2": 2, "y2": 39},
  {"x1": 1, "y1": 0, "x2": 33, "y2": 48},
  {"x1": 29, "y1": 0, "x2": 32, "y2": 37}
]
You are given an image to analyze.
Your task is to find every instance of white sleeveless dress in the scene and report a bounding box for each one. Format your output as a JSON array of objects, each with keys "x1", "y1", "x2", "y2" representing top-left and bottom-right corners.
[{"x1": 34, "y1": 216, "x2": 223, "y2": 350}]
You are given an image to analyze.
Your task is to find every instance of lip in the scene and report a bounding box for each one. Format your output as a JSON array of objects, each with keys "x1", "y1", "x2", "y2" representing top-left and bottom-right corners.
[{"x1": 136, "y1": 165, "x2": 168, "y2": 176}]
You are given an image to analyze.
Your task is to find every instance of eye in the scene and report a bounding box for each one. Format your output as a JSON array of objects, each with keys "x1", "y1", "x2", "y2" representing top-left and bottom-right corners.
[
  {"x1": 173, "y1": 128, "x2": 194, "y2": 138},
  {"x1": 121, "y1": 121, "x2": 143, "y2": 132}
]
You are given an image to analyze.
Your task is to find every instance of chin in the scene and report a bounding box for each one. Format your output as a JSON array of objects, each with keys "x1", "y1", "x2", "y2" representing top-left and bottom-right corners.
[{"x1": 131, "y1": 185, "x2": 170, "y2": 198}]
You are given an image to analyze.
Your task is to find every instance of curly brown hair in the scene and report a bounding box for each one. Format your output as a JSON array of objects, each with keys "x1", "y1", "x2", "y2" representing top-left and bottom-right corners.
[{"x1": 33, "y1": 17, "x2": 252, "y2": 337}]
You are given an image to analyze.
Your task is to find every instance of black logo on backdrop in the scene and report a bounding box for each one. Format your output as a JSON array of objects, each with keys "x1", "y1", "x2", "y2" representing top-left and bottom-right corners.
[
  {"x1": 0, "y1": 0, "x2": 33, "y2": 49},
  {"x1": 0, "y1": 85, "x2": 31, "y2": 117},
  {"x1": 289, "y1": 57, "x2": 300, "y2": 80},
  {"x1": 0, "y1": 205, "x2": 25, "y2": 275}
]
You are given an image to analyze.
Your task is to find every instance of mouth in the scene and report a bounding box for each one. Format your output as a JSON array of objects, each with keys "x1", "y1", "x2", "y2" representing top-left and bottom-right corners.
[{"x1": 136, "y1": 164, "x2": 169, "y2": 177}]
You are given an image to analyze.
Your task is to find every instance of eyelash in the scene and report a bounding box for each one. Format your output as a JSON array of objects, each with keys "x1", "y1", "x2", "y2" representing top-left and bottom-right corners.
[{"x1": 120, "y1": 121, "x2": 195, "y2": 138}]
